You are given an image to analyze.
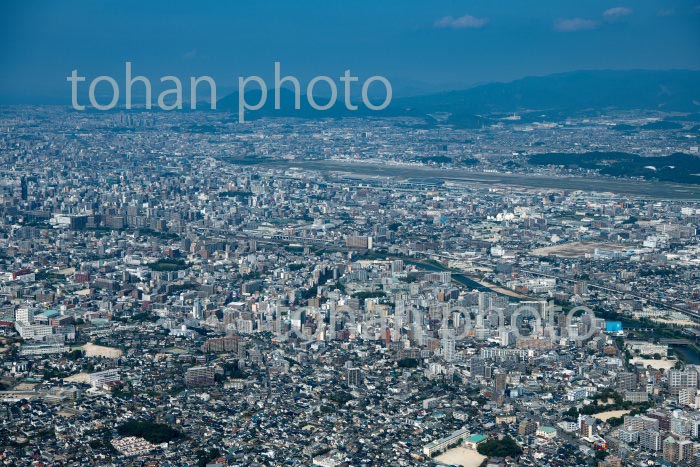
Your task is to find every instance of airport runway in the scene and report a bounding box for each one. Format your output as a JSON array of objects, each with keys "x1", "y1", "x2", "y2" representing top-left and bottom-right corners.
[{"x1": 263, "y1": 160, "x2": 700, "y2": 201}]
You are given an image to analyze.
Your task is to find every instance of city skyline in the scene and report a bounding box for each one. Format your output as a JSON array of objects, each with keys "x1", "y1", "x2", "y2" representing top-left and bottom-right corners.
[{"x1": 2, "y1": 2, "x2": 700, "y2": 467}]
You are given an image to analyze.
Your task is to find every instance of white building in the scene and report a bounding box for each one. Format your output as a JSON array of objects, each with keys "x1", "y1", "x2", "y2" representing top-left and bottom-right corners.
[
  {"x1": 15, "y1": 307, "x2": 34, "y2": 325},
  {"x1": 14, "y1": 322, "x2": 54, "y2": 341},
  {"x1": 423, "y1": 427, "x2": 470, "y2": 456},
  {"x1": 89, "y1": 369, "x2": 120, "y2": 388}
]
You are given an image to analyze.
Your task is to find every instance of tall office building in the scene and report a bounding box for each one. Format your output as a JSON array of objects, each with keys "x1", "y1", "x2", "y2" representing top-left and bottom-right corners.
[
  {"x1": 345, "y1": 235, "x2": 372, "y2": 250},
  {"x1": 470, "y1": 357, "x2": 485, "y2": 378},
  {"x1": 192, "y1": 298, "x2": 204, "y2": 320},
  {"x1": 493, "y1": 371, "x2": 507, "y2": 397},
  {"x1": 669, "y1": 369, "x2": 698, "y2": 397},
  {"x1": 623, "y1": 415, "x2": 659, "y2": 432},
  {"x1": 346, "y1": 367, "x2": 361, "y2": 386},
  {"x1": 640, "y1": 430, "x2": 662, "y2": 451},
  {"x1": 678, "y1": 440, "x2": 693, "y2": 463},
  {"x1": 617, "y1": 371, "x2": 638, "y2": 391},
  {"x1": 662, "y1": 436, "x2": 679, "y2": 463},
  {"x1": 20, "y1": 176, "x2": 28, "y2": 201},
  {"x1": 580, "y1": 416, "x2": 596, "y2": 438},
  {"x1": 15, "y1": 307, "x2": 33, "y2": 325},
  {"x1": 518, "y1": 420, "x2": 538, "y2": 436},
  {"x1": 185, "y1": 366, "x2": 215, "y2": 387},
  {"x1": 391, "y1": 260, "x2": 404, "y2": 273},
  {"x1": 440, "y1": 328, "x2": 455, "y2": 362}
]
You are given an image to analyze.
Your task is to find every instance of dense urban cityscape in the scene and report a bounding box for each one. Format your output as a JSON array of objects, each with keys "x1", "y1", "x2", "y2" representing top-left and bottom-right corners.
[{"x1": 0, "y1": 104, "x2": 698, "y2": 467}]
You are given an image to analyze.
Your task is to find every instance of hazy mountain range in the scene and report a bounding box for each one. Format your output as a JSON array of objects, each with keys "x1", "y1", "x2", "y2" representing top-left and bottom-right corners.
[{"x1": 217, "y1": 69, "x2": 700, "y2": 126}]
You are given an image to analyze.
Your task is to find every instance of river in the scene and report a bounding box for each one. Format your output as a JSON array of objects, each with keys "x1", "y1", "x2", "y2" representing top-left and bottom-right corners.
[
  {"x1": 671, "y1": 344, "x2": 700, "y2": 364},
  {"x1": 403, "y1": 259, "x2": 518, "y2": 301}
]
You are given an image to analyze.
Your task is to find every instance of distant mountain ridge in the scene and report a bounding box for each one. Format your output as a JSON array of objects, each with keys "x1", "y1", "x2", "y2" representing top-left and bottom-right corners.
[{"x1": 217, "y1": 69, "x2": 700, "y2": 126}]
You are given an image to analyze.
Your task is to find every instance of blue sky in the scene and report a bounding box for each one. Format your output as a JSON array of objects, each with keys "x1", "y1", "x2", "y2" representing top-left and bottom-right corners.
[{"x1": 1, "y1": 0, "x2": 699, "y2": 102}]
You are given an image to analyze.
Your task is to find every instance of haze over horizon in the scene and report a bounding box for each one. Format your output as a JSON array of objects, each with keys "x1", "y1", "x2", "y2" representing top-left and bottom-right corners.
[{"x1": 2, "y1": 0, "x2": 700, "y2": 104}]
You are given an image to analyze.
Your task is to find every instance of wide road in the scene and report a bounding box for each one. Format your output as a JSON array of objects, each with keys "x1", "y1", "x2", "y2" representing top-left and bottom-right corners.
[{"x1": 263, "y1": 160, "x2": 700, "y2": 200}]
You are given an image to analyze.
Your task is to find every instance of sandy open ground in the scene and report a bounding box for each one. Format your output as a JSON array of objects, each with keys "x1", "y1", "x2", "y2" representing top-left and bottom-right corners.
[
  {"x1": 435, "y1": 447, "x2": 487, "y2": 467},
  {"x1": 63, "y1": 372, "x2": 90, "y2": 383},
  {"x1": 630, "y1": 358, "x2": 675, "y2": 370},
  {"x1": 83, "y1": 342, "x2": 123, "y2": 358},
  {"x1": 594, "y1": 410, "x2": 631, "y2": 422},
  {"x1": 651, "y1": 317, "x2": 699, "y2": 327},
  {"x1": 531, "y1": 242, "x2": 629, "y2": 258}
]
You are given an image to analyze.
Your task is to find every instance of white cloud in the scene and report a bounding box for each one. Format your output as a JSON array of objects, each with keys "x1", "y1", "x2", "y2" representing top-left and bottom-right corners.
[
  {"x1": 553, "y1": 18, "x2": 598, "y2": 32},
  {"x1": 603, "y1": 7, "x2": 633, "y2": 21},
  {"x1": 434, "y1": 14, "x2": 488, "y2": 29}
]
